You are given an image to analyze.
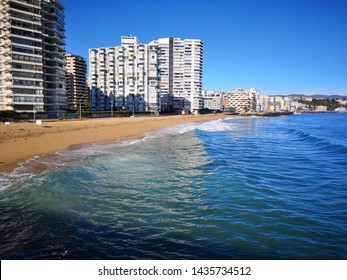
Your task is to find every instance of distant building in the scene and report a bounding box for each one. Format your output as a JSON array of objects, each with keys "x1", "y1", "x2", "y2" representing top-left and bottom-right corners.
[
  {"x1": 270, "y1": 96, "x2": 292, "y2": 112},
  {"x1": 89, "y1": 36, "x2": 203, "y2": 113},
  {"x1": 335, "y1": 107, "x2": 346, "y2": 112},
  {"x1": 291, "y1": 100, "x2": 308, "y2": 111},
  {"x1": 337, "y1": 99, "x2": 347, "y2": 106},
  {"x1": 315, "y1": 105, "x2": 327, "y2": 112},
  {"x1": 202, "y1": 90, "x2": 224, "y2": 111},
  {"x1": 65, "y1": 54, "x2": 88, "y2": 110},
  {"x1": 259, "y1": 95, "x2": 269, "y2": 112},
  {"x1": 249, "y1": 88, "x2": 261, "y2": 112},
  {"x1": 0, "y1": 0, "x2": 66, "y2": 112},
  {"x1": 223, "y1": 89, "x2": 251, "y2": 113},
  {"x1": 264, "y1": 96, "x2": 291, "y2": 112}
]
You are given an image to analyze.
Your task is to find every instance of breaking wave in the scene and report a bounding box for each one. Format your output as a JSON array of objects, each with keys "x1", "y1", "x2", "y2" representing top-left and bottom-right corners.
[{"x1": 0, "y1": 118, "x2": 231, "y2": 190}]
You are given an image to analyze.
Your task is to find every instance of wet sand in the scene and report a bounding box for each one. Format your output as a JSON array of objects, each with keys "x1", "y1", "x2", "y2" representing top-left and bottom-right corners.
[{"x1": 0, "y1": 114, "x2": 227, "y2": 172}]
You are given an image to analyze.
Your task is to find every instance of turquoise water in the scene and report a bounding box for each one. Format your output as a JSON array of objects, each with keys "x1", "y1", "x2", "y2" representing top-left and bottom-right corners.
[{"x1": 1, "y1": 113, "x2": 347, "y2": 259}]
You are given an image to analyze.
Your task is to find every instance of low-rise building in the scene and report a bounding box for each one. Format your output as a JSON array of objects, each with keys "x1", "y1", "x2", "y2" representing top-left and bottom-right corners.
[
  {"x1": 315, "y1": 106, "x2": 327, "y2": 112},
  {"x1": 223, "y1": 88, "x2": 251, "y2": 113},
  {"x1": 335, "y1": 107, "x2": 346, "y2": 112},
  {"x1": 202, "y1": 90, "x2": 224, "y2": 111}
]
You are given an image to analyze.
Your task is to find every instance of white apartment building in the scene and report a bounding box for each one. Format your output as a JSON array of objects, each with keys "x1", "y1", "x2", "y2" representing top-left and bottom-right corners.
[
  {"x1": 315, "y1": 105, "x2": 327, "y2": 112},
  {"x1": 201, "y1": 88, "x2": 308, "y2": 114},
  {"x1": 259, "y1": 95, "x2": 269, "y2": 112},
  {"x1": 202, "y1": 90, "x2": 224, "y2": 111},
  {"x1": 248, "y1": 88, "x2": 261, "y2": 112},
  {"x1": 265, "y1": 96, "x2": 291, "y2": 112},
  {"x1": 261, "y1": 95, "x2": 295, "y2": 112},
  {"x1": 153, "y1": 37, "x2": 173, "y2": 112},
  {"x1": 89, "y1": 36, "x2": 158, "y2": 112},
  {"x1": 89, "y1": 36, "x2": 203, "y2": 113},
  {"x1": 0, "y1": 0, "x2": 66, "y2": 113},
  {"x1": 183, "y1": 39, "x2": 203, "y2": 112},
  {"x1": 148, "y1": 37, "x2": 203, "y2": 113}
]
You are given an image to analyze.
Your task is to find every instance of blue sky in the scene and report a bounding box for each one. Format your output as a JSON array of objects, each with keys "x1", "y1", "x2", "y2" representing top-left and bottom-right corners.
[{"x1": 63, "y1": 0, "x2": 347, "y2": 95}]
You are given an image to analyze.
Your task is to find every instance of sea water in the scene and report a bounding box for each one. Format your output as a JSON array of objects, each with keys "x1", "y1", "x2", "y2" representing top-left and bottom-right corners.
[{"x1": 0, "y1": 113, "x2": 346, "y2": 259}]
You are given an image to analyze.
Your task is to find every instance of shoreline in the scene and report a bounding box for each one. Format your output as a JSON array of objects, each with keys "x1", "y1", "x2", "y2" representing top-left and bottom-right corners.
[{"x1": 0, "y1": 114, "x2": 227, "y2": 173}]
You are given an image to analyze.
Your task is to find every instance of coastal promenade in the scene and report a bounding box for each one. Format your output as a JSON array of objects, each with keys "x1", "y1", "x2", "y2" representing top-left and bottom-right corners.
[{"x1": 0, "y1": 114, "x2": 226, "y2": 172}]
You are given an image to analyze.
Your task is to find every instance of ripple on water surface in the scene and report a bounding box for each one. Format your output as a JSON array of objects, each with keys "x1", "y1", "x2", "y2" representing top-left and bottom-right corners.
[{"x1": 1, "y1": 114, "x2": 347, "y2": 259}]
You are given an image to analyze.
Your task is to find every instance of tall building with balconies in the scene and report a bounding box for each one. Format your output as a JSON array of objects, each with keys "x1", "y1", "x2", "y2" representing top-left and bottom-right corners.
[
  {"x1": 154, "y1": 37, "x2": 173, "y2": 112},
  {"x1": 89, "y1": 36, "x2": 157, "y2": 112},
  {"x1": 89, "y1": 36, "x2": 203, "y2": 113},
  {"x1": 149, "y1": 37, "x2": 203, "y2": 113},
  {"x1": 183, "y1": 39, "x2": 203, "y2": 113},
  {"x1": 65, "y1": 53, "x2": 87, "y2": 110},
  {"x1": 0, "y1": 0, "x2": 66, "y2": 113}
]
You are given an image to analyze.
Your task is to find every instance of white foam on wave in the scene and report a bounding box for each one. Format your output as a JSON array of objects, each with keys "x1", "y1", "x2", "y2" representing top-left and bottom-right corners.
[
  {"x1": 0, "y1": 117, "x2": 235, "y2": 191},
  {"x1": 0, "y1": 170, "x2": 34, "y2": 192},
  {"x1": 196, "y1": 118, "x2": 235, "y2": 132},
  {"x1": 0, "y1": 133, "x2": 154, "y2": 191},
  {"x1": 142, "y1": 122, "x2": 198, "y2": 141},
  {"x1": 0, "y1": 142, "x2": 110, "y2": 191},
  {"x1": 142, "y1": 117, "x2": 234, "y2": 139}
]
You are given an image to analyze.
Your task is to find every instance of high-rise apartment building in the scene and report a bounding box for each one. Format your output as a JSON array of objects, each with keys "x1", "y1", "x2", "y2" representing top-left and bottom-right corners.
[
  {"x1": 0, "y1": 0, "x2": 66, "y2": 113},
  {"x1": 152, "y1": 37, "x2": 173, "y2": 112},
  {"x1": 89, "y1": 36, "x2": 159, "y2": 112},
  {"x1": 149, "y1": 37, "x2": 203, "y2": 113},
  {"x1": 65, "y1": 53, "x2": 87, "y2": 109},
  {"x1": 182, "y1": 39, "x2": 203, "y2": 112},
  {"x1": 89, "y1": 36, "x2": 203, "y2": 113}
]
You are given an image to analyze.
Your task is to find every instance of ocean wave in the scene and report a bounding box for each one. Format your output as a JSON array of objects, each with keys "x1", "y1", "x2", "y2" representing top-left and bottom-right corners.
[
  {"x1": 0, "y1": 118, "x2": 225, "y2": 191},
  {"x1": 0, "y1": 132, "x2": 164, "y2": 190},
  {"x1": 1, "y1": 114, "x2": 347, "y2": 259},
  {"x1": 196, "y1": 118, "x2": 235, "y2": 132},
  {"x1": 287, "y1": 128, "x2": 347, "y2": 154},
  {"x1": 141, "y1": 118, "x2": 232, "y2": 139}
]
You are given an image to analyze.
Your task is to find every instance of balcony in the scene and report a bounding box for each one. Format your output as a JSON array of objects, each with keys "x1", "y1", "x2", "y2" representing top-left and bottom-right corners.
[{"x1": 12, "y1": 0, "x2": 41, "y2": 9}]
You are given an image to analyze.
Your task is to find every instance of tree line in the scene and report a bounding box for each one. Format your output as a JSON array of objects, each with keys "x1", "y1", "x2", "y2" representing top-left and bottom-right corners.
[{"x1": 299, "y1": 98, "x2": 347, "y2": 111}]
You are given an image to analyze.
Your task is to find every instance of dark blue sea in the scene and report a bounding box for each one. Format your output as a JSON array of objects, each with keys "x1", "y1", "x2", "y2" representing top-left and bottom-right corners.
[{"x1": 1, "y1": 113, "x2": 347, "y2": 259}]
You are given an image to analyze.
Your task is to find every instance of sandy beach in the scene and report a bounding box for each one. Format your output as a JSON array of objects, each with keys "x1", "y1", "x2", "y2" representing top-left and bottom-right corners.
[{"x1": 0, "y1": 114, "x2": 226, "y2": 173}]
